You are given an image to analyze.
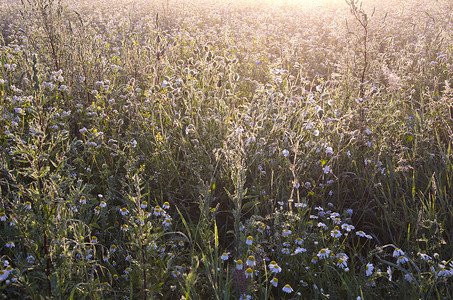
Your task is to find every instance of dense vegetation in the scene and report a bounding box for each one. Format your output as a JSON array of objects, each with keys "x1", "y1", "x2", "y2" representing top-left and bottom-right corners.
[{"x1": 0, "y1": 0, "x2": 452, "y2": 298}]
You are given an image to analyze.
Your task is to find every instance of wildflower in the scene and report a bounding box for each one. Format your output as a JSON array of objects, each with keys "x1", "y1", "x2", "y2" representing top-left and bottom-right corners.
[
  {"x1": 24, "y1": 201, "x2": 32, "y2": 210},
  {"x1": 268, "y1": 261, "x2": 282, "y2": 273},
  {"x1": 246, "y1": 236, "x2": 254, "y2": 246},
  {"x1": 239, "y1": 294, "x2": 251, "y2": 300},
  {"x1": 178, "y1": 240, "x2": 184, "y2": 247},
  {"x1": 80, "y1": 196, "x2": 87, "y2": 204},
  {"x1": 221, "y1": 252, "x2": 230, "y2": 261},
  {"x1": 141, "y1": 201, "x2": 148, "y2": 209},
  {"x1": 246, "y1": 256, "x2": 256, "y2": 267},
  {"x1": 163, "y1": 218, "x2": 172, "y2": 227},
  {"x1": 0, "y1": 270, "x2": 8, "y2": 282},
  {"x1": 321, "y1": 288, "x2": 330, "y2": 298},
  {"x1": 295, "y1": 202, "x2": 307, "y2": 208},
  {"x1": 282, "y1": 284, "x2": 293, "y2": 293},
  {"x1": 94, "y1": 206, "x2": 101, "y2": 215},
  {"x1": 100, "y1": 201, "x2": 106, "y2": 208},
  {"x1": 295, "y1": 237, "x2": 303, "y2": 245},
  {"x1": 282, "y1": 149, "x2": 289, "y2": 157},
  {"x1": 245, "y1": 268, "x2": 254, "y2": 278},
  {"x1": 26, "y1": 255, "x2": 35, "y2": 264},
  {"x1": 326, "y1": 146, "x2": 334, "y2": 155},
  {"x1": 331, "y1": 227, "x2": 342, "y2": 238},
  {"x1": 110, "y1": 244, "x2": 117, "y2": 253},
  {"x1": 270, "y1": 277, "x2": 278, "y2": 287},
  {"x1": 282, "y1": 248, "x2": 290, "y2": 255},
  {"x1": 120, "y1": 207, "x2": 129, "y2": 216},
  {"x1": 356, "y1": 231, "x2": 366, "y2": 237},
  {"x1": 154, "y1": 206, "x2": 162, "y2": 216},
  {"x1": 393, "y1": 248, "x2": 405, "y2": 258},
  {"x1": 337, "y1": 258, "x2": 347, "y2": 269},
  {"x1": 0, "y1": 212, "x2": 6, "y2": 221},
  {"x1": 341, "y1": 224, "x2": 355, "y2": 232},
  {"x1": 301, "y1": 280, "x2": 308, "y2": 286},
  {"x1": 294, "y1": 247, "x2": 307, "y2": 254},
  {"x1": 91, "y1": 236, "x2": 98, "y2": 243},
  {"x1": 121, "y1": 224, "x2": 129, "y2": 232},
  {"x1": 149, "y1": 241, "x2": 157, "y2": 249},
  {"x1": 318, "y1": 222, "x2": 328, "y2": 230},
  {"x1": 70, "y1": 204, "x2": 78, "y2": 213},
  {"x1": 294, "y1": 182, "x2": 300, "y2": 189},
  {"x1": 317, "y1": 248, "x2": 330, "y2": 259},
  {"x1": 5, "y1": 241, "x2": 15, "y2": 248},
  {"x1": 387, "y1": 266, "x2": 392, "y2": 281},
  {"x1": 235, "y1": 259, "x2": 243, "y2": 270},
  {"x1": 437, "y1": 265, "x2": 451, "y2": 276},
  {"x1": 282, "y1": 229, "x2": 292, "y2": 237},
  {"x1": 438, "y1": 268, "x2": 450, "y2": 277},
  {"x1": 163, "y1": 202, "x2": 170, "y2": 209},
  {"x1": 311, "y1": 257, "x2": 319, "y2": 264},
  {"x1": 405, "y1": 274, "x2": 414, "y2": 282},
  {"x1": 323, "y1": 166, "x2": 330, "y2": 174},
  {"x1": 365, "y1": 263, "x2": 374, "y2": 276},
  {"x1": 336, "y1": 253, "x2": 349, "y2": 261},
  {"x1": 171, "y1": 270, "x2": 180, "y2": 277},
  {"x1": 418, "y1": 253, "x2": 432, "y2": 261},
  {"x1": 397, "y1": 255, "x2": 408, "y2": 264}
]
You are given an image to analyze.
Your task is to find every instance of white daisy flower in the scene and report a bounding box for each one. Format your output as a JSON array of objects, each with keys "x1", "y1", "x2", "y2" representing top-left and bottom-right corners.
[
  {"x1": 245, "y1": 268, "x2": 253, "y2": 279},
  {"x1": 268, "y1": 261, "x2": 282, "y2": 273},
  {"x1": 393, "y1": 248, "x2": 405, "y2": 258},
  {"x1": 282, "y1": 229, "x2": 292, "y2": 237},
  {"x1": 365, "y1": 263, "x2": 374, "y2": 276},
  {"x1": 282, "y1": 284, "x2": 293, "y2": 293},
  {"x1": 270, "y1": 277, "x2": 278, "y2": 287},
  {"x1": 235, "y1": 260, "x2": 243, "y2": 270},
  {"x1": 317, "y1": 248, "x2": 330, "y2": 259},
  {"x1": 246, "y1": 256, "x2": 256, "y2": 267},
  {"x1": 397, "y1": 256, "x2": 408, "y2": 264},
  {"x1": 220, "y1": 252, "x2": 229, "y2": 261}
]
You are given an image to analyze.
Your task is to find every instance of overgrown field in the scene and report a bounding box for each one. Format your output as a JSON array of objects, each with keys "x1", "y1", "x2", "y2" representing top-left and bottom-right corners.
[{"x1": 0, "y1": 0, "x2": 452, "y2": 298}]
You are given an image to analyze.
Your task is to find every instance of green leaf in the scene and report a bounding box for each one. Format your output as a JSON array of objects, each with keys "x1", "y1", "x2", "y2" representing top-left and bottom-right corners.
[{"x1": 241, "y1": 201, "x2": 259, "y2": 212}]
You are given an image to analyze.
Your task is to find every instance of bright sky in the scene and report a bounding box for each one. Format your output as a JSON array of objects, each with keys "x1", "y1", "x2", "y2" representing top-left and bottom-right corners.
[{"x1": 261, "y1": 0, "x2": 345, "y2": 4}]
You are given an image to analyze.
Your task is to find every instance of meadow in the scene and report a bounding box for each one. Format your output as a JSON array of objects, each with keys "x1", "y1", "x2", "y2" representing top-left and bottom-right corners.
[{"x1": 0, "y1": 0, "x2": 452, "y2": 298}]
